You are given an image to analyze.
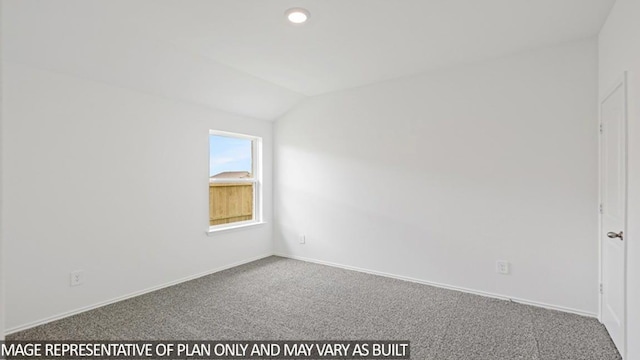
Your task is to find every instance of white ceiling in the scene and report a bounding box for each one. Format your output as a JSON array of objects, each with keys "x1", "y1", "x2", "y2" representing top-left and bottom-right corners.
[{"x1": 3, "y1": 0, "x2": 615, "y2": 119}]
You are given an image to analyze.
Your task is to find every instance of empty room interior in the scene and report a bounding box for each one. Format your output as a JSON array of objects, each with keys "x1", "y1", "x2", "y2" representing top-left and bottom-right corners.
[{"x1": 0, "y1": 0, "x2": 639, "y2": 359}]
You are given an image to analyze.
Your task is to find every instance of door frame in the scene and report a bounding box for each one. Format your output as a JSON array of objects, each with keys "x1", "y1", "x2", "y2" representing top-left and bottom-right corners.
[{"x1": 598, "y1": 71, "x2": 628, "y2": 357}]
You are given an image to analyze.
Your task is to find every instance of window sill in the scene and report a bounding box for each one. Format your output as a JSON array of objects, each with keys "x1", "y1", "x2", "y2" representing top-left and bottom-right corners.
[{"x1": 206, "y1": 221, "x2": 267, "y2": 236}]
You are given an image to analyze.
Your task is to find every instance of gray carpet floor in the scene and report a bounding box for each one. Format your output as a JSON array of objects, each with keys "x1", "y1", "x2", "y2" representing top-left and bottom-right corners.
[{"x1": 9, "y1": 256, "x2": 621, "y2": 359}]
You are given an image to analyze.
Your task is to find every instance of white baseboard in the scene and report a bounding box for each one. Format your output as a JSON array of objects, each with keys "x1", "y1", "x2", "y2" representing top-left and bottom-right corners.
[
  {"x1": 275, "y1": 253, "x2": 598, "y2": 318},
  {"x1": 5, "y1": 253, "x2": 273, "y2": 335},
  {"x1": 7, "y1": 251, "x2": 597, "y2": 336}
]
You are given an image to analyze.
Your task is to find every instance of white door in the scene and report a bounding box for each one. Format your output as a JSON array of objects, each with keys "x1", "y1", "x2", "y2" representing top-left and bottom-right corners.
[{"x1": 600, "y1": 73, "x2": 627, "y2": 356}]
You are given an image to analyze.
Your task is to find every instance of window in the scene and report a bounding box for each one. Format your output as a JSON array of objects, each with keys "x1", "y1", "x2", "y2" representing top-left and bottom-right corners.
[{"x1": 208, "y1": 130, "x2": 262, "y2": 231}]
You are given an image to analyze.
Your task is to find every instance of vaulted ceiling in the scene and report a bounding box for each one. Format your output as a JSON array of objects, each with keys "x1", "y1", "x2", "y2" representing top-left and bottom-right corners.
[{"x1": 3, "y1": 0, "x2": 615, "y2": 120}]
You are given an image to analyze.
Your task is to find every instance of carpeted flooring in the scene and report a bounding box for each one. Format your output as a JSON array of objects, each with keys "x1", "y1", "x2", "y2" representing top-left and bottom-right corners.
[{"x1": 8, "y1": 256, "x2": 621, "y2": 359}]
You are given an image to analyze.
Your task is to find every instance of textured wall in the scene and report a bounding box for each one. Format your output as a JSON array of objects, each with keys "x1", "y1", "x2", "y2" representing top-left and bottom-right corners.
[
  {"x1": 275, "y1": 39, "x2": 599, "y2": 315},
  {"x1": 2, "y1": 62, "x2": 273, "y2": 331}
]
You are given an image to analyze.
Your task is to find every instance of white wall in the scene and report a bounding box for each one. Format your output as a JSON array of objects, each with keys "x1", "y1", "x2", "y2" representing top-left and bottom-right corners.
[
  {"x1": 599, "y1": 0, "x2": 640, "y2": 357},
  {"x1": 275, "y1": 39, "x2": 599, "y2": 315},
  {"x1": 0, "y1": 0, "x2": 5, "y2": 341},
  {"x1": 1, "y1": 62, "x2": 273, "y2": 332}
]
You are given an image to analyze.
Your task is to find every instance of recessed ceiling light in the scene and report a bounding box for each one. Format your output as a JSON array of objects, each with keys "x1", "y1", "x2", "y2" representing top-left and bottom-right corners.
[{"x1": 285, "y1": 8, "x2": 310, "y2": 24}]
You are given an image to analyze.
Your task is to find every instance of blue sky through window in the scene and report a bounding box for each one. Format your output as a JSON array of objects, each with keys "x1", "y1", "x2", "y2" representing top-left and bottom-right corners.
[{"x1": 209, "y1": 135, "x2": 252, "y2": 177}]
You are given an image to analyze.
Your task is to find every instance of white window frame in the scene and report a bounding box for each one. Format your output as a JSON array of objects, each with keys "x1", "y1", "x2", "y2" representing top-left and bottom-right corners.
[{"x1": 207, "y1": 130, "x2": 263, "y2": 235}]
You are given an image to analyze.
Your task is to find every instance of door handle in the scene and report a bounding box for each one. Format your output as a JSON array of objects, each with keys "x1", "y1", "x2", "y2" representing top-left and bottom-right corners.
[{"x1": 607, "y1": 231, "x2": 624, "y2": 241}]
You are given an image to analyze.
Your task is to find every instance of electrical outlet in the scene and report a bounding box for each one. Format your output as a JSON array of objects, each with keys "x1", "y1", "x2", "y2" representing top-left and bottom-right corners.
[
  {"x1": 70, "y1": 270, "x2": 84, "y2": 286},
  {"x1": 496, "y1": 261, "x2": 510, "y2": 275},
  {"x1": 299, "y1": 234, "x2": 306, "y2": 244}
]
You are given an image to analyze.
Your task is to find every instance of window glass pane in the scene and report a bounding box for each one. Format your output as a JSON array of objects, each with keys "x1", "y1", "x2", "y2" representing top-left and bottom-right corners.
[
  {"x1": 209, "y1": 183, "x2": 254, "y2": 226},
  {"x1": 209, "y1": 135, "x2": 252, "y2": 179},
  {"x1": 209, "y1": 133, "x2": 256, "y2": 227}
]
